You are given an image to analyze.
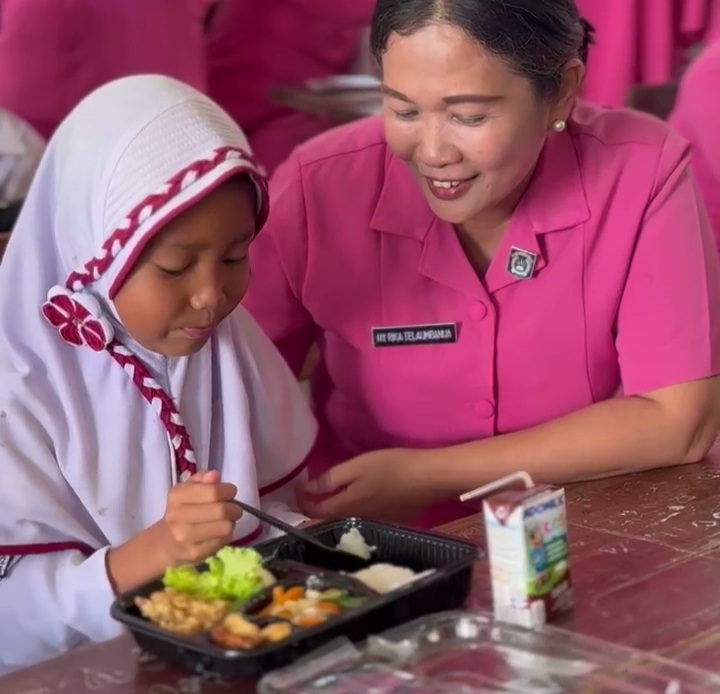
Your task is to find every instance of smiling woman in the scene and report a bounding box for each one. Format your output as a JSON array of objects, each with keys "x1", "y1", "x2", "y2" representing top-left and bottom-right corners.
[{"x1": 243, "y1": 0, "x2": 720, "y2": 529}]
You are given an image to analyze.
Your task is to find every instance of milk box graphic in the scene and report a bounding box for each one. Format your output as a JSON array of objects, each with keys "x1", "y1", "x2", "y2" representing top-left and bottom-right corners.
[{"x1": 483, "y1": 485, "x2": 573, "y2": 628}]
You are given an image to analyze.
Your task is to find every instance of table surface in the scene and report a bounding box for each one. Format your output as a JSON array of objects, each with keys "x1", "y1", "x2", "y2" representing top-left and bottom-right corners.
[{"x1": 5, "y1": 445, "x2": 720, "y2": 693}]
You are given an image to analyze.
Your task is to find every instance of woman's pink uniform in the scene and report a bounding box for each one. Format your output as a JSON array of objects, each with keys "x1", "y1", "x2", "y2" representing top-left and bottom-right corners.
[
  {"x1": 669, "y1": 39, "x2": 720, "y2": 251},
  {"x1": 243, "y1": 102, "x2": 720, "y2": 528}
]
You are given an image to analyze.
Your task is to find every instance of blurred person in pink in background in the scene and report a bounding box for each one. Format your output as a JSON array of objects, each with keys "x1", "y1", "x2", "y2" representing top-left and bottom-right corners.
[
  {"x1": 669, "y1": 38, "x2": 720, "y2": 251},
  {"x1": 575, "y1": 0, "x2": 720, "y2": 107},
  {"x1": 0, "y1": 0, "x2": 207, "y2": 140},
  {"x1": 205, "y1": 0, "x2": 377, "y2": 175}
]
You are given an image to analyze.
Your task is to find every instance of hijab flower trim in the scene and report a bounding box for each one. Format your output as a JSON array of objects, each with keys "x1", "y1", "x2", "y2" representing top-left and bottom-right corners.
[{"x1": 41, "y1": 286, "x2": 114, "y2": 352}]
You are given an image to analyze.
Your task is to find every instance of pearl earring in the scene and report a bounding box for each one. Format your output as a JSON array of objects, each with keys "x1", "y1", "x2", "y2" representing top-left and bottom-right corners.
[{"x1": 552, "y1": 119, "x2": 566, "y2": 132}]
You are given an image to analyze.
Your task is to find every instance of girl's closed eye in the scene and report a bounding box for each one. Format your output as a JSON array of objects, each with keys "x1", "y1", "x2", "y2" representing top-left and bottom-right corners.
[{"x1": 155, "y1": 262, "x2": 191, "y2": 277}]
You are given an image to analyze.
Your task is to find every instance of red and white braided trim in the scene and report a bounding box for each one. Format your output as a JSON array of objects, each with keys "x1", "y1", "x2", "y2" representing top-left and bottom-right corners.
[{"x1": 66, "y1": 146, "x2": 267, "y2": 292}]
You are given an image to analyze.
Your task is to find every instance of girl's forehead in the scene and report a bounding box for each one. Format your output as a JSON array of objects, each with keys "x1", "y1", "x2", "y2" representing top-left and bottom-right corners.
[{"x1": 135, "y1": 178, "x2": 257, "y2": 254}]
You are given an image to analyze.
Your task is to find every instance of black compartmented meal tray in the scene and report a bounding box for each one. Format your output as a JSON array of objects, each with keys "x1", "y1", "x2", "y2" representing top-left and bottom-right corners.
[{"x1": 110, "y1": 517, "x2": 480, "y2": 680}]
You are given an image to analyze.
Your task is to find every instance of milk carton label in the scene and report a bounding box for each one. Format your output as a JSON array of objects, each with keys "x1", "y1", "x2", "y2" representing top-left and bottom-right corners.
[{"x1": 483, "y1": 485, "x2": 572, "y2": 628}]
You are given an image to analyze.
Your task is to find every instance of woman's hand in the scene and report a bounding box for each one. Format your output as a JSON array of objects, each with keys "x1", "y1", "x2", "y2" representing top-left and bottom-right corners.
[{"x1": 296, "y1": 448, "x2": 439, "y2": 523}]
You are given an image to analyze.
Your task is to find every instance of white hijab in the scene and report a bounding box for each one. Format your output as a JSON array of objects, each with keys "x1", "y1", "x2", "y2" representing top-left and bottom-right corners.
[{"x1": 0, "y1": 75, "x2": 317, "y2": 557}]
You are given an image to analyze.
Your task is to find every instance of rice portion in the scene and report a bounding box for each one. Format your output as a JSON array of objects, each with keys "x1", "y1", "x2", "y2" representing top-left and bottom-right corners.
[
  {"x1": 352, "y1": 564, "x2": 433, "y2": 594},
  {"x1": 336, "y1": 528, "x2": 375, "y2": 560}
]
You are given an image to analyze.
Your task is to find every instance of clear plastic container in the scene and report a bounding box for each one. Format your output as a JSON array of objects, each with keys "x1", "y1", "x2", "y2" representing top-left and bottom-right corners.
[{"x1": 258, "y1": 610, "x2": 720, "y2": 693}]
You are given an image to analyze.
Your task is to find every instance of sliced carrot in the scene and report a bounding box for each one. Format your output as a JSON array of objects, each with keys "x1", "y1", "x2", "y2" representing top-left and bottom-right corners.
[
  {"x1": 315, "y1": 602, "x2": 342, "y2": 615},
  {"x1": 293, "y1": 615, "x2": 327, "y2": 628},
  {"x1": 279, "y1": 586, "x2": 304, "y2": 603},
  {"x1": 271, "y1": 586, "x2": 284, "y2": 604}
]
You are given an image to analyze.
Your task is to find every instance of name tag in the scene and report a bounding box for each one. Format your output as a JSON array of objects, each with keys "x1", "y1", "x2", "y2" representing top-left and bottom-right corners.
[{"x1": 371, "y1": 322, "x2": 457, "y2": 348}]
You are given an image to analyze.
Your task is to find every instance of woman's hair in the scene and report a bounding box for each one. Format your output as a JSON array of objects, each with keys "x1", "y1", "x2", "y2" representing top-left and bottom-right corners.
[{"x1": 370, "y1": 0, "x2": 595, "y2": 99}]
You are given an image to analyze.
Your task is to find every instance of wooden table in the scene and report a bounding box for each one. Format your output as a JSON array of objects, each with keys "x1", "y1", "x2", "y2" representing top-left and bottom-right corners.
[{"x1": 5, "y1": 446, "x2": 720, "y2": 693}]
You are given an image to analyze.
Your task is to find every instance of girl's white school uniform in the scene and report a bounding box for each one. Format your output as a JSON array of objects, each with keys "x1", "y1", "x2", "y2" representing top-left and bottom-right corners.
[{"x1": 0, "y1": 76, "x2": 317, "y2": 673}]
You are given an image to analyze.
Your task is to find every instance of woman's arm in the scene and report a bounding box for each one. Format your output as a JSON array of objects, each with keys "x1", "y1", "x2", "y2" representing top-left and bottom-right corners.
[
  {"x1": 421, "y1": 377, "x2": 720, "y2": 497},
  {"x1": 301, "y1": 378, "x2": 720, "y2": 521}
]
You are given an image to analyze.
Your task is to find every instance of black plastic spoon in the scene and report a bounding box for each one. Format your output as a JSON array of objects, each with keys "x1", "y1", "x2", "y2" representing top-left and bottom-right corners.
[{"x1": 231, "y1": 499, "x2": 370, "y2": 572}]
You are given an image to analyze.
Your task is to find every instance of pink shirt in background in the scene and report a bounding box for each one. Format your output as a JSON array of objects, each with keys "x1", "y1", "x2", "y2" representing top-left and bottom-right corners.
[
  {"x1": 669, "y1": 40, "x2": 720, "y2": 251},
  {"x1": 205, "y1": 0, "x2": 376, "y2": 174},
  {"x1": 243, "y1": 103, "x2": 720, "y2": 529},
  {"x1": 0, "y1": 0, "x2": 206, "y2": 140},
  {"x1": 575, "y1": 0, "x2": 715, "y2": 107}
]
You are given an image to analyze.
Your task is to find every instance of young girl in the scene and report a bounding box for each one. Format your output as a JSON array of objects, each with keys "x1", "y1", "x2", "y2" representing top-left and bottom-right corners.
[{"x1": 0, "y1": 75, "x2": 317, "y2": 673}]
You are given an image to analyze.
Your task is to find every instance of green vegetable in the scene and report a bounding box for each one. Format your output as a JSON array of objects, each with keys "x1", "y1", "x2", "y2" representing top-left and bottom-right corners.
[
  {"x1": 318, "y1": 589, "x2": 366, "y2": 610},
  {"x1": 335, "y1": 595, "x2": 366, "y2": 609},
  {"x1": 319, "y1": 589, "x2": 344, "y2": 601},
  {"x1": 163, "y1": 547, "x2": 265, "y2": 602}
]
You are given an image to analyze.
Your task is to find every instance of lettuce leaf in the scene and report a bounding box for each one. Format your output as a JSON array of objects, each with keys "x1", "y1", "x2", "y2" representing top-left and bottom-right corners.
[{"x1": 162, "y1": 547, "x2": 265, "y2": 602}]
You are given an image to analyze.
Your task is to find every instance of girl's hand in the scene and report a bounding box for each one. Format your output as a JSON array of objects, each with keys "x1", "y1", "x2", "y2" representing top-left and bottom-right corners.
[
  {"x1": 158, "y1": 470, "x2": 243, "y2": 565},
  {"x1": 106, "y1": 471, "x2": 242, "y2": 594}
]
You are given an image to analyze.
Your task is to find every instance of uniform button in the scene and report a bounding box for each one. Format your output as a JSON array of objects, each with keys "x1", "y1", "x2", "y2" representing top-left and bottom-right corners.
[
  {"x1": 473, "y1": 400, "x2": 496, "y2": 418},
  {"x1": 469, "y1": 302, "x2": 488, "y2": 319}
]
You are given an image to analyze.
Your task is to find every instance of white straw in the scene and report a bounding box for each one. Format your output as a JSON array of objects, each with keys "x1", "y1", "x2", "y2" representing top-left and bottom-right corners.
[{"x1": 459, "y1": 471, "x2": 534, "y2": 502}]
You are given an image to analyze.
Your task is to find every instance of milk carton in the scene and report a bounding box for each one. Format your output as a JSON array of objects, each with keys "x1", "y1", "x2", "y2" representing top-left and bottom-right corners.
[
  {"x1": 460, "y1": 472, "x2": 573, "y2": 628},
  {"x1": 483, "y1": 484, "x2": 572, "y2": 628}
]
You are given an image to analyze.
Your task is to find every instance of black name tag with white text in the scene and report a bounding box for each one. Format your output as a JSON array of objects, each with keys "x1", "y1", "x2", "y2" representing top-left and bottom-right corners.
[{"x1": 371, "y1": 322, "x2": 457, "y2": 347}]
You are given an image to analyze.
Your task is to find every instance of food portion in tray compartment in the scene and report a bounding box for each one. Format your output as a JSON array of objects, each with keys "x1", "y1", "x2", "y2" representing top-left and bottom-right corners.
[
  {"x1": 351, "y1": 564, "x2": 435, "y2": 594},
  {"x1": 133, "y1": 546, "x2": 275, "y2": 635},
  {"x1": 333, "y1": 529, "x2": 437, "y2": 593},
  {"x1": 210, "y1": 614, "x2": 293, "y2": 651},
  {"x1": 336, "y1": 528, "x2": 376, "y2": 560},
  {"x1": 259, "y1": 584, "x2": 368, "y2": 624},
  {"x1": 210, "y1": 583, "x2": 369, "y2": 651},
  {"x1": 134, "y1": 589, "x2": 231, "y2": 636}
]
